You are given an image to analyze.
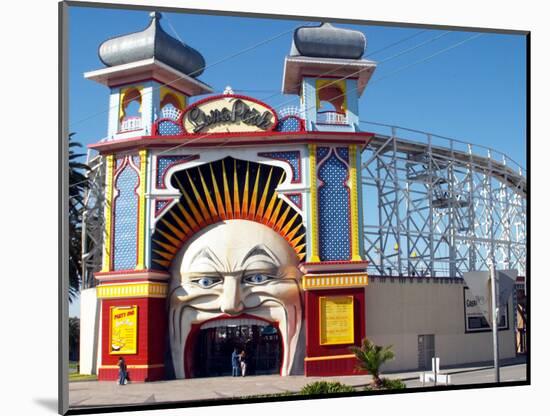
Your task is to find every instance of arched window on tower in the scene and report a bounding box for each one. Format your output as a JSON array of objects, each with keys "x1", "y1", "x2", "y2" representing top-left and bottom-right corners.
[
  {"x1": 160, "y1": 92, "x2": 184, "y2": 121},
  {"x1": 316, "y1": 79, "x2": 348, "y2": 125},
  {"x1": 119, "y1": 87, "x2": 142, "y2": 132}
]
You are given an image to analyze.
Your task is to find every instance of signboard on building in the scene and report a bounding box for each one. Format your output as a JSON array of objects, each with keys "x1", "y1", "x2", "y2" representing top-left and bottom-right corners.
[
  {"x1": 182, "y1": 95, "x2": 277, "y2": 133},
  {"x1": 463, "y1": 288, "x2": 508, "y2": 333},
  {"x1": 110, "y1": 306, "x2": 138, "y2": 354},
  {"x1": 319, "y1": 296, "x2": 354, "y2": 345}
]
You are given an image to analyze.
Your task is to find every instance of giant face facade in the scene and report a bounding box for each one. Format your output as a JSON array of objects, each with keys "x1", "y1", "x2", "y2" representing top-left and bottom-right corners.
[
  {"x1": 151, "y1": 158, "x2": 307, "y2": 378},
  {"x1": 169, "y1": 220, "x2": 304, "y2": 378}
]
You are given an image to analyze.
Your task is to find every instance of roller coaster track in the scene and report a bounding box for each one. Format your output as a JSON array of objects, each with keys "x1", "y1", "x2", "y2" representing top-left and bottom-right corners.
[{"x1": 361, "y1": 127, "x2": 526, "y2": 278}]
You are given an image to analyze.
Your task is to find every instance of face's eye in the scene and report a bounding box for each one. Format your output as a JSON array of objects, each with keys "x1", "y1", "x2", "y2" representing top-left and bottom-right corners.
[
  {"x1": 191, "y1": 276, "x2": 222, "y2": 288},
  {"x1": 243, "y1": 273, "x2": 273, "y2": 285}
]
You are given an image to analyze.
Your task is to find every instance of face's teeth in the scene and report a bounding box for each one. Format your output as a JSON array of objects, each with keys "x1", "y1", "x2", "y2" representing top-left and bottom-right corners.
[{"x1": 200, "y1": 318, "x2": 270, "y2": 329}]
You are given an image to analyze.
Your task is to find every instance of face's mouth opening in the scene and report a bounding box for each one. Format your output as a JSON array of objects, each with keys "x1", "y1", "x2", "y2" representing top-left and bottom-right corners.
[{"x1": 188, "y1": 314, "x2": 283, "y2": 378}]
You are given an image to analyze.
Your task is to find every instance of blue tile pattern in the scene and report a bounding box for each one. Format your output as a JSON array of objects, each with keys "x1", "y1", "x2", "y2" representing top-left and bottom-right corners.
[
  {"x1": 276, "y1": 116, "x2": 302, "y2": 132},
  {"x1": 157, "y1": 156, "x2": 193, "y2": 188},
  {"x1": 287, "y1": 194, "x2": 302, "y2": 209},
  {"x1": 113, "y1": 165, "x2": 139, "y2": 270},
  {"x1": 318, "y1": 151, "x2": 351, "y2": 261},
  {"x1": 158, "y1": 120, "x2": 183, "y2": 136},
  {"x1": 258, "y1": 151, "x2": 301, "y2": 182},
  {"x1": 336, "y1": 147, "x2": 349, "y2": 162},
  {"x1": 316, "y1": 146, "x2": 330, "y2": 161},
  {"x1": 155, "y1": 199, "x2": 170, "y2": 215}
]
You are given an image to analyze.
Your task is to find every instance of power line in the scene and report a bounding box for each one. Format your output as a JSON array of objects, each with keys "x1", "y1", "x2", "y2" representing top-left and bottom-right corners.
[
  {"x1": 87, "y1": 28, "x2": 486, "y2": 178},
  {"x1": 369, "y1": 33, "x2": 484, "y2": 85},
  {"x1": 377, "y1": 31, "x2": 451, "y2": 64},
  {"x1": 149, "y1": 31, "x2": 486, "y2": 168},
  {"x1": 70, "y1": 22, "x2": 311, "y2": 129},
  {"x1": 366, "y1": 30, "x2": 428, "y2": 57}
]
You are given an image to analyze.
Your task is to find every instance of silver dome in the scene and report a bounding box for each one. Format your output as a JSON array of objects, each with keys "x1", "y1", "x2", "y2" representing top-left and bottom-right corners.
[
  {"x1": 290, "y1": 23, "x2": 366, "y2": 60},
  {"x1": 98, "y1": 12, "x2": 206, "y2": 78}
]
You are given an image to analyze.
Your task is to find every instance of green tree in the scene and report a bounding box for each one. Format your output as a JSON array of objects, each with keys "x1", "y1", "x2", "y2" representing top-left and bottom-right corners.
[
  {"x1": 350, "y1": 338, "x2": 395, "y2": 388},
  {"x1": 69, "y1": 316, "x2": 80, "y2": 362},
  {"x1": 68, "y1": 133, "x2": 90, "y2": 303}
]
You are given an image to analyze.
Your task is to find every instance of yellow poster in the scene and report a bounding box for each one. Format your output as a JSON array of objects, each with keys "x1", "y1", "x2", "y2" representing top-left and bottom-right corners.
[
  {"x1": 110, "y1": 306, "x2": 138, "y2": 355},
  {"x1": 319, "y1": 296, "x2": 354, "y2": 345}
]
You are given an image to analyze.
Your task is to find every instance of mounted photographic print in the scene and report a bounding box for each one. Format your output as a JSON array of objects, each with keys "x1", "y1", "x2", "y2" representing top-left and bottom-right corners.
[{"x1": 60, "y1": 1, "x2": 528, "y2": 414}]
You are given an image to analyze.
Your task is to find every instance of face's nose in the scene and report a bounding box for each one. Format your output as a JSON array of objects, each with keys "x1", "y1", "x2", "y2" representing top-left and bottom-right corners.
[{"x1": 220, "y1": 276, "x2": 244, "y2": 315}]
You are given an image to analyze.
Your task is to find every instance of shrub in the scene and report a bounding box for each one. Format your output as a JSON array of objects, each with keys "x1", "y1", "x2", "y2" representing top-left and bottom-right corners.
[
  {"x1": 381, "y1": 378, "x2": 407, "y2": 390},
  {"x1": 300, "y1": 381, "x2": 356, "y2": 395},
  {"x1": 364, "y1": 378, "x2": 406, "y2": 391}
]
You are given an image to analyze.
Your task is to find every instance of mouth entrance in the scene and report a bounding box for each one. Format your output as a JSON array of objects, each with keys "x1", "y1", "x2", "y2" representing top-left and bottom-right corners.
[{"x1": 192, "y1": 317, "x2": 282, "y2": 378}]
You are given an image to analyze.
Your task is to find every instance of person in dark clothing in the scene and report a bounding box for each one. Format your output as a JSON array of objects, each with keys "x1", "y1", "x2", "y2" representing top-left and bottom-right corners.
[
  {"x1": 117, "y1": 356, "x2": 127, "y2": 385},
  {"x1": 231, "y1": 348, "x2": 240, "y2": 377}
]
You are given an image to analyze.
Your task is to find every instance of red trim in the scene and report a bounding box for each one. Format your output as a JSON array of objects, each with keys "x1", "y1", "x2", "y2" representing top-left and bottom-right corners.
[
  {"x1": 182, "y1": 313, "x2": 281, "y2": 378},
  {"x1": 258, "y1": 151, "x2": 302, "y2": 184},
  {"x1": 89, "y1": 131, "x2": 374, "y2": 153},
  {"x1": 179, "y1": 94, "x2": 279, "y2": 134}
]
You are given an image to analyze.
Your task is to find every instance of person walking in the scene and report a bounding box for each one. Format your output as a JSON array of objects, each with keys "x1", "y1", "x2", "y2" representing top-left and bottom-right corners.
[
  {"x1": 117, "y1": 356, "x2": 127, "y2": 385},
  {"x1": 231, "y1": 348, "x2": 240, "y2": 377},
  {"x1": 240, "y1": 350, "x2": 247, "y2": 377}
]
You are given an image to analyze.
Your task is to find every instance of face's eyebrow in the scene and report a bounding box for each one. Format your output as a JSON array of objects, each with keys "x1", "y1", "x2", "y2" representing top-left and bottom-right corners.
[
  {"x1": 239, "y1": 244, "x2": 280, "y2": 268},
  {"x1": 189, "y1": 247, "x2": 224, "y2": 270}
]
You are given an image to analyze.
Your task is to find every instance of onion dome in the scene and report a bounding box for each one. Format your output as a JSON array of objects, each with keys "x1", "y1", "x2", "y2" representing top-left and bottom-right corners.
[
  {"x1": 290, "y1": 22, "x2": 366, "y2": 60},
  {"x1": 98, "y1": 12, "x2": 205, "y2": 78}
]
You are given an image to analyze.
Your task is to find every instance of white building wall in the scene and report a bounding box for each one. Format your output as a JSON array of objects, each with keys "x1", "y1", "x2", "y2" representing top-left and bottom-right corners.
[
  {"x1": 365, "y1": 279, "x2": 516, "y2": 372},
  {"x1": 79, "y1": 288, "x2": 100, "y2": 375}
]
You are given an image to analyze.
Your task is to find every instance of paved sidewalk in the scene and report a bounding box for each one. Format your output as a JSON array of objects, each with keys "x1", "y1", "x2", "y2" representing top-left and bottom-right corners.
[{"x1": 69, "y1": 356, "x2": 527, "y2": 409}]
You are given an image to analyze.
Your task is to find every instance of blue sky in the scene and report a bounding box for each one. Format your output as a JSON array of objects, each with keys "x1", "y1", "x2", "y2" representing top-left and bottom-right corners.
[
  {"x1": 69, "y1": 6, "x2": 526, "y2": 164},
  {"x1": 68, "y1": 5, "x2": 526, "y2": 316}
]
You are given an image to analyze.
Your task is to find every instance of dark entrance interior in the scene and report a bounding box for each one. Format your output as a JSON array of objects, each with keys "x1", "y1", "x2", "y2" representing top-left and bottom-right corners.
[{"x1": 193, "y1": 324, "x2": 281, "y2": 377}]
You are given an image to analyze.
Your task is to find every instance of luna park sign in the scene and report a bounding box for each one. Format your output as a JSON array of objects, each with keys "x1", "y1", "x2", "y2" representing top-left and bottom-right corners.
[{"x1": 182, "y1": 95, "x2": 277, "y2": 134}]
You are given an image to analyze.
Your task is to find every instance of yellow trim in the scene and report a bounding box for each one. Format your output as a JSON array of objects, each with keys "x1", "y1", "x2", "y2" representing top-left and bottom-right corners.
[
  {"x1": 119, "y1": 86, "x2": 143, "y2": 120},
  {"x1": 316, "y1": 79, "x2": 347, "y2": 113},
  {"x1": 319, "y1": 296, "x2": 354, "y2": 345},
  {"x1": 349, "y1": 145, "x2": 362, "y2": 261},
  {"x1": 309, "y1": 144, "x2": 320, "y2": 262},
  {"x1": 101, "y1": 155, "x2": 115, "y2": 272},
  {"x1": 304, "y1": 354, "x2": 356, "y2": 362},
  {"x1": 302, "y1": 273, "x2": 369, "y2": 290},
  {"x1": 97, "y1": 282, "x2": 169, "y2": 299},
  {"x1": 160, "y1": 86, "x2": 186, "y2": 110},
  {"x1": 136, "y1": 150, "x2": 147, "y2": 270},
  {"x1": 100, "y1": 364, "x2": 165, "y2": 369}
]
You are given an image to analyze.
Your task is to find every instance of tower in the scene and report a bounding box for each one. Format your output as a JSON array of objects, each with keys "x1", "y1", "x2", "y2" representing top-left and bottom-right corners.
[
  {"x1": 283, "y1": 22, "x2": 376, "y2": 132},
  {"x1": 84, "y1": 12, "x2": 212, "y2": 382},
  {"x1": 282, "y1": 22, "x2": 377, "y2": 375}
]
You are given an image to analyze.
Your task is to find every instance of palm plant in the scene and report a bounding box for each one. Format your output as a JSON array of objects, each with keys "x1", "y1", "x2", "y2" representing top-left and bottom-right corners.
[
  {"x1": 68, "y1": 133, "x2": 90, "y2": 303},
  {"x1": 350, "y1": 338, "x2": 395, "y2": 388}
]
